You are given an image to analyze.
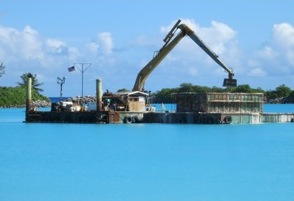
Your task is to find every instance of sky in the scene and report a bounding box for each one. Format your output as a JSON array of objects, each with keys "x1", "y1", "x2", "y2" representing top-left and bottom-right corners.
[{"x1": 0, "y1": 0, "x2": 294, "y2": 97}]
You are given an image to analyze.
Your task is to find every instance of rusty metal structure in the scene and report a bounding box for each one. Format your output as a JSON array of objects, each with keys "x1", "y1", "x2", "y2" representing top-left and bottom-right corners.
[{"x1": 174, "y1": 92, "x2": 263, "y2": 113}]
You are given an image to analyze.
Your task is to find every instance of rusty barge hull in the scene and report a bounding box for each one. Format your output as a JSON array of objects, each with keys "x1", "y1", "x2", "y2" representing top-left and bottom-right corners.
[
  {"x1": 26, "y1": 111, "x2": 144, "y2": 124},
  {"x1": 25, "y1": 111, "x2": 294, "y2": 124}
]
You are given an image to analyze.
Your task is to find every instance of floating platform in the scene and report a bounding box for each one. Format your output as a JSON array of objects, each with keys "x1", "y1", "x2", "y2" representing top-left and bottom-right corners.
[
  {"x1": 24, "y1": 78, "x2": 294, "y2": 124},
  {"x1": 25, "y1": 110, "x2": 294, "y2": 124}
]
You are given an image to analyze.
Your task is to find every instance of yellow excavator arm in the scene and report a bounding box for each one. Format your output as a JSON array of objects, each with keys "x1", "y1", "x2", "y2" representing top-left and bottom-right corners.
[{"x1": 132, "y1": 20, "x2": 237, "y2": 91}]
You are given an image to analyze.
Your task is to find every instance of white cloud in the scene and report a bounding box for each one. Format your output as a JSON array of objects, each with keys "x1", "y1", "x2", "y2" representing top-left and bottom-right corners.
[
  {"x1": 86, "y1": 42, "x2": 99, "y2": 54},
  {"x1": 46, "y1": 39, "x2": 67, "y2": 54},
  {"x1": 160, "y1": 19, "x2": 237, "y2": 54},
  {"x1": 272, "y1": 23, "x2": 294, "y2": 65},
  {"x1": 273, "y1": 23, "x2": 294, "y2": 48},
  {"x1": 157, "y1": 19, "x2": 239, "y2": 78},
  {"x1": 86, "y1": 32, "x2": 114, "y2": 57},
  {"x1": 0, "y1": 24, "x2": 77, "y2": 67},
  {"x1": 0, "y1": 24, "x2": 84, "y2": 95},
  {"x1": 67, "y1": 47, "x2": 79, "y2": 62},
  {"x1": 195, "y1": 20, "x2": 237, "y2": 55},
  {"x1": 247, "y1": 22, "x2": 294, "y2": 77},
  {"x1": 0, "y1": 25, "x2": 43, "y2": 62},
  {"x1": 248, "y1": 67, "x2": 267, "y2": 77},
  {"x1": 255, "y1": 46, "x2": 276, "y2": 60},
  {"x1": 2, "y1": 19, "x2": 294, "y2": 95},
  {"x1": 97, "y1": 32, "x2": 113, "y2": 55},
  {"x1": 98, "y1": 32, "x2": 113, "y2": 54}
]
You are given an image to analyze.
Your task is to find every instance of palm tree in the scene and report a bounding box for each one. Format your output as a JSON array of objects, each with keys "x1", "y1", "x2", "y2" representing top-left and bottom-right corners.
[{"x1": 18, "y1": 73, "x2": 44, "y2": 92}]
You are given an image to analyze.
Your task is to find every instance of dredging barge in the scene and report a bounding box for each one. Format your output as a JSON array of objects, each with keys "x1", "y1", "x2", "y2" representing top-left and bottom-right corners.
[
  {"x1": 25, "y1": 19, "x2": 294, "y2": 124},
  {"x1": 25, "y1": 79, "x2": 294, "y2": 124}
]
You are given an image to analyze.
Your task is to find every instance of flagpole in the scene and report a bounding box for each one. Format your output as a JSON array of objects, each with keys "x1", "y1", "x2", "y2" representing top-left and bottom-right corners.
[{"x1": 73, "y1": 63, "x2": 92, "y2": 102}]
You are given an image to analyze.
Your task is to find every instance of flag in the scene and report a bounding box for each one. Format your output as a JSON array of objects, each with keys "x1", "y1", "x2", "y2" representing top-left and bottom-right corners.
[{"x1": 68, "y1": 66, "x2": 75, "y2": 72}]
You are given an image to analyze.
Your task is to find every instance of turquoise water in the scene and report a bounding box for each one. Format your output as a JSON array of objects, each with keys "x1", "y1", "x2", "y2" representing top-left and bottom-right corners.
[{"x1": 0, "y1": 105, "x2": 294, "y2": 201}]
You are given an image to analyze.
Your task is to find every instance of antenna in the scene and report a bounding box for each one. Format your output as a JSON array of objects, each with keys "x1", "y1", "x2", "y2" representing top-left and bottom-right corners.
[{"x1": 73, "y1": 62, "x2": 92, "y2": 99}]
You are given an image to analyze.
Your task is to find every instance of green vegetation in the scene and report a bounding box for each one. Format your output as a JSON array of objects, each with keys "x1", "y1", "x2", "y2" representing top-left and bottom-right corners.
[
  {"x1": 152, "y1": 83, "x2": 294, "y2": 103},
  {"x1": 1, "y1": 69, "x2": 293, "y2": 107},
  {"x1": 0, "y1": 86, "x2": 49, "y2": 107},
  {"x1": 265, "y1": 84, "x2": 291, "y2": 100},
  {"x1": 0, "y1": 73, "x2": 48, "y2": 107}
]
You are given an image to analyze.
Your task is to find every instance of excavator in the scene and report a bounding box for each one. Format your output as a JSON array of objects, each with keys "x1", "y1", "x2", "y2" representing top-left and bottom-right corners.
[
  {"x1": 132, "y1": 19, "x2": 237, "y2": 92},
  {"x1": 101, "y1": 20, "x2": 237, "y2": 118}
]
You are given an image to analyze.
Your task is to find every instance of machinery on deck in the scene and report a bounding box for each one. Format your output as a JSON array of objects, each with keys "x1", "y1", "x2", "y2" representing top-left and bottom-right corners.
[
  {"x1": 132, "y1": 19, "x2": 237, "y2": 92},
  {"x1": 25, "y1": 20, "x2": 294, "y2": 124}
]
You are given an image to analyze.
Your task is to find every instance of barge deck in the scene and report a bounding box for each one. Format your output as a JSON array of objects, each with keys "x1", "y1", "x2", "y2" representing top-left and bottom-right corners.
[{"x1": 25, "y1": 78, "x2": 294, "y2": 124}]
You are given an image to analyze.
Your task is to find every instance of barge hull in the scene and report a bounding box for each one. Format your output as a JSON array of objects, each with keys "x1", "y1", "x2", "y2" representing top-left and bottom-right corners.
[
  {"x1": 26, "y1": 111, "x2": 294, "y2": 124},
  {"x1": 24, "y1": 78, "x2": 294, "y2": 124}
]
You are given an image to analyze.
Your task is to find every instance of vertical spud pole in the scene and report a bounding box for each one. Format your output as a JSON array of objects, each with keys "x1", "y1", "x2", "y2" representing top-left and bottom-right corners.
[
  {"x1": 96, "y1": 79, "x2": 102, "y2": 111},
  {"x1": 26, "y1": 77, "x2": 32, "y2": 119}
]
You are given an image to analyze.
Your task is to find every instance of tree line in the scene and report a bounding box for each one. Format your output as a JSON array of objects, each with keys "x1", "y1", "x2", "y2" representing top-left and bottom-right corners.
[
  {"x1": 1, "y1": 61, "x2": 294, "y2": 106},
  {"x1": 151, "y1": 83, "x2": 294, "y2": 103}
]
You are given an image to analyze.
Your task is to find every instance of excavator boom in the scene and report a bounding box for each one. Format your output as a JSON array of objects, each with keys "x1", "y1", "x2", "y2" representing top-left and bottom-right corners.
[
  {"x1": 178, "y1": 24, "x2": 237, "y2": 87},
  {"x1": 132, "y1": 21, "x2": 185, "y2": 91},
  {"x1": 132, "y1": 20, "x2": 237, "y2": 91}
]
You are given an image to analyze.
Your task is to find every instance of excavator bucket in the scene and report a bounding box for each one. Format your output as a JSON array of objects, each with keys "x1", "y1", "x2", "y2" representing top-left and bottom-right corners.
[{"x1": 223, "y1": 78, "x2": 237, "y2": 87}]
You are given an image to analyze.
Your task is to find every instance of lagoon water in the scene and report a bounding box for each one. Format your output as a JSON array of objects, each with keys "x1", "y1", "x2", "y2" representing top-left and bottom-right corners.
[{"x1": 0, "y1": 105, "x2": 294, "y2": 201}]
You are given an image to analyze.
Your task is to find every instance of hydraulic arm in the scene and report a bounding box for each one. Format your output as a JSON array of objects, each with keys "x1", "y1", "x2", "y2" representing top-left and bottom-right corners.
[{"x1": 132, "y1": 20, "x2": 237, "y2": 91}]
